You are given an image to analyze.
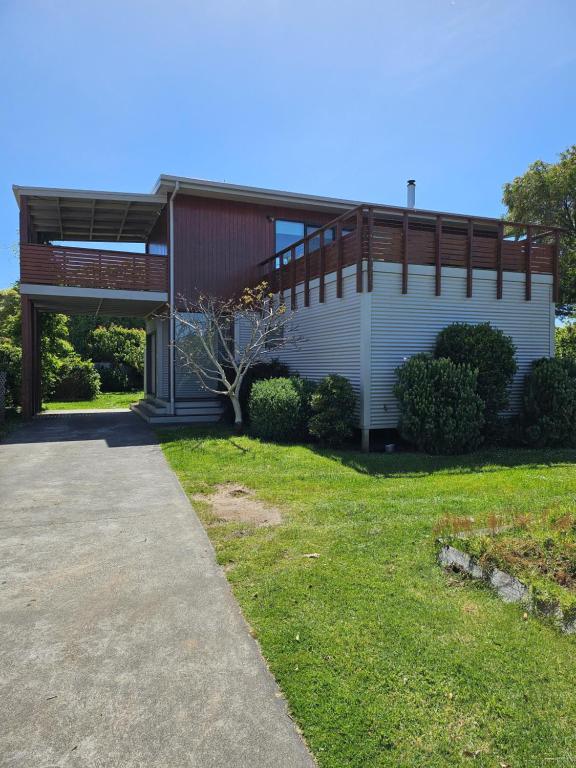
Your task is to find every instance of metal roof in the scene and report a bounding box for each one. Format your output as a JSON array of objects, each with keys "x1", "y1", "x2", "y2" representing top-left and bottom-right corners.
[{"x1": 13, "y1": 186, "x2": 166, "y2": 243}]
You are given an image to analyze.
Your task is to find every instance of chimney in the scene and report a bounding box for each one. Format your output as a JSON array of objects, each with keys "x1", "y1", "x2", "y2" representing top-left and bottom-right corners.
[{"x1": 407, "y1": 179, "x2": 416, "y2": 209}]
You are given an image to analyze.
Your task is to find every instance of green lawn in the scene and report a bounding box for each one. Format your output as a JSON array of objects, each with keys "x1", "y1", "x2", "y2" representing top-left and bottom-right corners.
[
  {"x1": 44, "y1": 391, "x2": 143, "y2": 410},
  {"x1": 159, "y1": 426, "x2": 576, "y2": 768}
]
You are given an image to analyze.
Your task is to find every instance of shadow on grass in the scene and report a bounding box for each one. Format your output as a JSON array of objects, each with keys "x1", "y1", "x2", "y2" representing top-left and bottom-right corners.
[
  {"x1": 155, "y1": 423, "x2": 576, "y2": 480},
  {"x1": 314, "y1": 445, "x2": 576, "y2": 479}
]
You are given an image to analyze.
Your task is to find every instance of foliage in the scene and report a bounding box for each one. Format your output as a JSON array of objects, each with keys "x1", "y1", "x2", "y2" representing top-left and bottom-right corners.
[
  {"x1": 522, "y1": 357, "x2": 576, "y2": 448},
  {"x1": 160, "y1": 426, "x2": 576, "y2": 767},
  {"x1": 87, "y1": 324, "x2": 145, "y2": 391},
  {"x1": 556, "y1": 323, "x2": 576, "y2": 361},
  {"x1": 394, "y1": 354, "x2": 484, "y2": 454},
  {"x1": 290, "y1": 375, "x2": 317, "y2": 439},
  {"x1": 40, "y1": 313, "x2": 75, "y2": 400},
  {"x1": 308, "y1": 374, "x2": 357, "y2": 447},
  {"x1": 0, "y1": 340, "x2": 22, "y2": 407},
  {"x1": 0, "y1": 286, "x2": 21, "y2": 342},
  {"x1": 236, "y1": 358, "x2": 290, "y2": 420},
  {"x1": 0, "y1": 284, "x2": 75, "y2": 401},
  {"x1": 503, "y1": 145, "x2": 576, "y2": 316},
  {"x1": 173, "y1": 283, "x2": 301, "y2": 429},
  {"x1": 434, "y1": 322, "x2": 517, "y2": 427},
  {"x1": 52, "y1": 356, "x2": 101, "y2": 402},
  {"x1": 68, "y1": 315, "x2": 144, "y2": 358},
  {"x1": 248, "y1": 377, "x2": 309, "y2": 442}
]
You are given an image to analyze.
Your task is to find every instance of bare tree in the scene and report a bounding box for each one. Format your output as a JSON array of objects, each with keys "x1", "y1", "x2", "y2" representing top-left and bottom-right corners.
[{"x1": 171, "y1": 282, "x2": 301, "y2": 431}]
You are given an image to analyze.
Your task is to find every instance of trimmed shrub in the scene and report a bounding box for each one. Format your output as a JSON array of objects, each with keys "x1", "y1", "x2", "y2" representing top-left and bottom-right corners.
[
  {"x1": 394, "y1": 354, "x2": 484, "y2": 454},
  {"x1": 434, "y1": 322, "x2": 517, "y2": 426},
  {"x1": 308, "y1": 374, "x2": 357, "y2": 447},
  {"x1": 556, "y1": 323, "x2": 576, "y2": 361},
  {"x1": 522, "y1": 358, "x2": 576, "y2": 448},
  {"x1": 53, "y1": 357, "x2": 101, "y2": 401},
  {"x1": 248, "y1": 377, "x2": 304, "y2": 442},
  {"x1": 238, "y1": 359, "x2": 290, "y2": 420},
  {"x1": 0, "y1": 341, "x2": 22, "y2": 407},
  {"x1": 291, "y1": 375, "x2": 318, "y2": 438}
]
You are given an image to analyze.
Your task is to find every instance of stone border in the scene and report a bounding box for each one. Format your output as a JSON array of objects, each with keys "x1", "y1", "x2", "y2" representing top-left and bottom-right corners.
[{"x1": 438, "y1": 544, "x2": 576, "y2": 634}]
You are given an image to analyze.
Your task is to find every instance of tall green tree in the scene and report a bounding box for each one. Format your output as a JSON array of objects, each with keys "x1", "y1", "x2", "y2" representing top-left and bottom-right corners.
[
  {"x1": 503, "y1": 146, "x2": 576, "y2": 316},
  {"x1": 0, "y1": 284, "x2": 74, "y2": 401}
]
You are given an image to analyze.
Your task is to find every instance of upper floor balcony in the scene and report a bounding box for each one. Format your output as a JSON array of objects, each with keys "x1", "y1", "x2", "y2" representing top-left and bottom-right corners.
[
  {"x1": 259, "y1": 204, "x2": 563, "y2": 307},
  {"x1": 14, "y1": 185, "x2": 168, "y2": 315}
]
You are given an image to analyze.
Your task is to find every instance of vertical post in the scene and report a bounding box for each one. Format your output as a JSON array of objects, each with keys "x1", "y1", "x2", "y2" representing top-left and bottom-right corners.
[
  {"x1": 434, "y1": 215, "x2": 442, "y2": 296},
  {"x1": 402, "y1": 212, "x2": 409, "y2": 294},
  {"x1": 553, "y1": 230, "x2": 560, "y2": 303},
  {"x1": 319, "y1": 229, "x2": 326, "y2": 303},
  {"x1": 336, "y1": 221, "x2": 343, "y2": 298},
  {"x1": 278, "y1": 252, "x2": 284, "y2": 303},
  {"x1": 304, "y1": 235, "x2": 310, "y2": 307},
  {"x1": 466, "y1": 219, "x2": 474, "y2": 298},
  {"x1": 356, "y1": 208, "x2": 363, "y2": 293},
  {"x1": 367, "y1": 207, "x2": 374, "y2": 292},
  {"x1": 496, "y1": 221, "x2": 504, "y2": 300},
  {"x1": 268, "y1": 256, "x2": 275, "y2": 295},
  {"x1": 525, "y1": 225, "x2": 532, "y2": 301},
  {"x1": 291, "y1": 246, "x2": 297, "y2": 310},
  {"x1": 33, "y1": 308, "x2": 41, "y2": 414},
  {"x1": 20, "y1": 295, "x2": 34, "y2": 419}
]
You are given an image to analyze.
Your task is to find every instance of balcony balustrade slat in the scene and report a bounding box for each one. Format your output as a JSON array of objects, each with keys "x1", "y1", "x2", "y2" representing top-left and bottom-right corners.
[{"x1": 20, "y1": 244, "x2": 168, "y2": 293}]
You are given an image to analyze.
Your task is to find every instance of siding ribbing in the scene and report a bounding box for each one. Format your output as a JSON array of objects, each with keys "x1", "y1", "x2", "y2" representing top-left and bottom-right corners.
[
  {"x1": 271, "y1": 266, "x2": 363, "y2": 399},
  {"x1": 369, "y1": 262, "x2": 554, "y2": 428}
]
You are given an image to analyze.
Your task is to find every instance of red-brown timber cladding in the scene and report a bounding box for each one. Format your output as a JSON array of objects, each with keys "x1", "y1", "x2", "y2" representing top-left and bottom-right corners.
[{"x1": 172, "y1": 196, "x2": 336, "y2": 300}]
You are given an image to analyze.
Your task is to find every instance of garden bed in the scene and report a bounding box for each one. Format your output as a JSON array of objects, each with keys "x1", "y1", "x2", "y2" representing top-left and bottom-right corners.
[{"x1": 437, "y1": 511, "x2": 576, "y2": 633}]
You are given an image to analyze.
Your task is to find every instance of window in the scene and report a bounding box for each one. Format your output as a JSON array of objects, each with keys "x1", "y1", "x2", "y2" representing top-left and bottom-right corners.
[{"x1": 275, "y1": 220, "x2": 333, "y2": 266}]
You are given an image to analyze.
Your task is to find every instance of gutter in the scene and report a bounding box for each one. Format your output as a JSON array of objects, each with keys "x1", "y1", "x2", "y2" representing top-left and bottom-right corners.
[{"x1": 168, "y1": 181, "x2": 180, "y2": 415}]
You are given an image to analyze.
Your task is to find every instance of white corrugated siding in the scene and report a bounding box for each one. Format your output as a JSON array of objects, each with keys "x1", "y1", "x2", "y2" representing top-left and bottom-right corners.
[
  {"x1": 369, "y1": 262, "x2": 554, "y2": 428},
  {"x1": 271, "y1": 266, "x2": 363, "y2": 401}
]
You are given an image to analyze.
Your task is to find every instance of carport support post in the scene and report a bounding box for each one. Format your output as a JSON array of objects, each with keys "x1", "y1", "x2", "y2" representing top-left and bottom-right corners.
[{"x1": 21, "y1": 295, "x2": 36, "y2": 419}]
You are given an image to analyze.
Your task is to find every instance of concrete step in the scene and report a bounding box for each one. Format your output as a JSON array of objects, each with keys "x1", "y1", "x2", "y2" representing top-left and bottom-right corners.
[{"x1": 131, "y1": 402, "x2": 223, "y2": 425}]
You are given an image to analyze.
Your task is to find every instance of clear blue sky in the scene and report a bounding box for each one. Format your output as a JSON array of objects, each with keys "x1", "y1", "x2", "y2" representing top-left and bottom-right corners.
[{"x1": 1, "y1": 0, "x2": 574, "y2": 287}]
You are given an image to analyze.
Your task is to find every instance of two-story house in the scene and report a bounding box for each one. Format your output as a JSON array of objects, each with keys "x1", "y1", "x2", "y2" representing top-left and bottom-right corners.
[{"x1": 14, "y1": 175, "x2": 560, "y2": 449}]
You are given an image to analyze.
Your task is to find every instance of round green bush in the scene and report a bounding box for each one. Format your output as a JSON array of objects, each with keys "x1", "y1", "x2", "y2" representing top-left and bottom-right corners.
[
  {"x1": 0, "y1": 341, "x2": 22, "y2": 407},
  {"x1": 308, "y1": 374, "x2": 357, "y2": 447},
  {"x1": 248, "y1": 377, "x2": 307, "y2": 442},
  {"x1": 394, "y1": 354, "x2": 484, "y2": 454},
  {"x1": 53, "y1": 356, "x2": 101, "y2": 401},
  {"x1": 238, "y1": 358, "x2": 290, "y2": 422},
  {"x1": 522, "y1": 358, "x2": 576, "y2": 447},
  {"x1": 434, "y1": 322, "x2": 517, "y2": 426}
]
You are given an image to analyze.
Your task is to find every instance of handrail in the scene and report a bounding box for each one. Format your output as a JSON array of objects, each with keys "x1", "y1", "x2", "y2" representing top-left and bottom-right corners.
[
  {"x1": 258, "y1": 204, "x2": 364, "y2": 266},
  {"x1": 36, "y1": 242, "x2": 167, "y2": 258}
]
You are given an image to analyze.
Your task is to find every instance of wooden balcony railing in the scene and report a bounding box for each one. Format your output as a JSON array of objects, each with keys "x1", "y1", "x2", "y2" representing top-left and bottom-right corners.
[
  {"x1": 20, "y1": 243, "x2": 168, "y2": 293},
  {"x1": 259, "y1": 205, "x2": 563, "y2": 307}
]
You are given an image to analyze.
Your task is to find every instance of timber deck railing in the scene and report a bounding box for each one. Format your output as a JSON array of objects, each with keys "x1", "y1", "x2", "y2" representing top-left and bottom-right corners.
[
  {"x1": 259, "y1": 205, "x2": 563, "y2": 308},
  {"x1": 20, "y1": 243, "x2": 168, "y2": 293}
]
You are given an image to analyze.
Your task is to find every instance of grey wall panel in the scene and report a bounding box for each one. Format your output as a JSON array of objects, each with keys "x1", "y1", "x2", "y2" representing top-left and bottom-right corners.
[
  {"x1": 369, "y1": 263, "x2": 554, "y2": 428},
  {"x1": 272, "y1": 267, "x2": 363, "y2": 411}
]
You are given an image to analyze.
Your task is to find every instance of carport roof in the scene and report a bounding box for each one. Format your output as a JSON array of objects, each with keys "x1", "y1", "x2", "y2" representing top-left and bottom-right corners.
[{"x1": 13, "y1": 185, "x2": 166, "y2": 243}]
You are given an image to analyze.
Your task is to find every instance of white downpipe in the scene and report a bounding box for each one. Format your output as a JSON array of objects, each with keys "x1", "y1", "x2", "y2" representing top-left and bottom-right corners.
[{"x1": 168, "y1": 181, "x2": 180, "y2": 415}]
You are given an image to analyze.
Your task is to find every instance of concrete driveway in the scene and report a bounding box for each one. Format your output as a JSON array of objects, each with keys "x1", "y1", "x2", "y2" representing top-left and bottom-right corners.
[{"x1": 0, "y1": 412, "x2": 314, "y2": 768}]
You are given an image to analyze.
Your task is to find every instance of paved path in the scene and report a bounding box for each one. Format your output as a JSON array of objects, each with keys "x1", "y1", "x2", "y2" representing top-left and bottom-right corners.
[{"x1": 0, "y1": 412, "x2": 314, "y2": 768}]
